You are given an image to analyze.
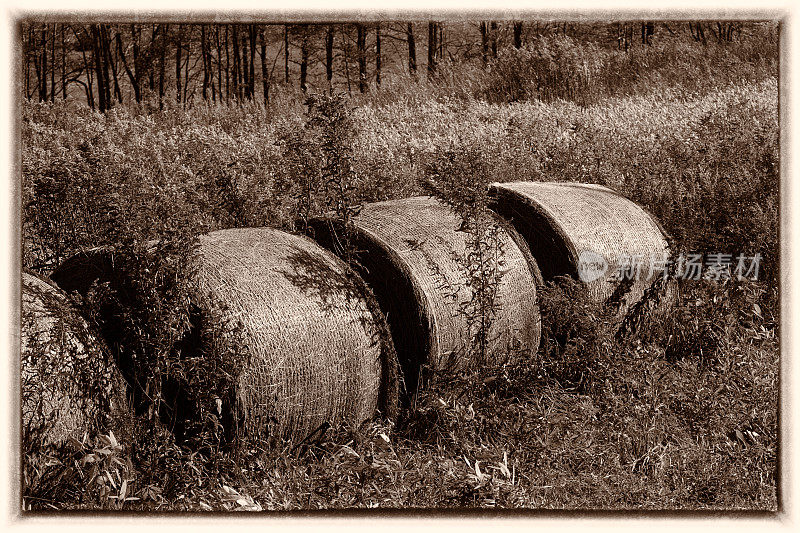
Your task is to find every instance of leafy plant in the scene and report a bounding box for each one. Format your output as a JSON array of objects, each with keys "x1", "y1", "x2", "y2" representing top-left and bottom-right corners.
[{"x1": 420, "y1": 143, "x2": 506, "y2": 367}]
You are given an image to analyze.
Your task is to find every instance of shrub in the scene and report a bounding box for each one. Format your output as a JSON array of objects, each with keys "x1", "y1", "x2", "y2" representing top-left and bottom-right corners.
[{"x1": 277, "y1": 92, "x2": 364, "y2": 254}]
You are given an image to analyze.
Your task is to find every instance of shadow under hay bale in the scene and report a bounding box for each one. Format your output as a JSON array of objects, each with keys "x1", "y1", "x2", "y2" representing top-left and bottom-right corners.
[
  {"x1": 489, "y1": 181, "x2": 671, "y2": 313},
  {"x1": 52, "y1": 229, "x2": 398, "y2": 444},
  {"x1": 21, "y1": 271, "x2": 128, "y2": 447},
  {"x1": 309, "y1": 196, "x2": 541, "y2": 396}
]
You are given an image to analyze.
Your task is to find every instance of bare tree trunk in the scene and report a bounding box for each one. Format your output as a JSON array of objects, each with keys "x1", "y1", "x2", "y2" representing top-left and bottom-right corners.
[
  {"x1": 490, "y1": 21, "x2": 498, "y2": 58},
  {"x1": 24, "y1": 26, "x2": 31, "y2": 100},
  {"x1": 343, "y1": 26, "x2": 351, "y2": 94},
  {"x1": 117, "y1": 30, "x2": 141, "y2": 103},
  {"x1": 325, "y1": 25, "x2": 334, "y2": 88},
  {"x1": 158, "y1": 24, "x2": 167, "y2": 109},
  {"x1": 40, "y1": 25, "x2": 47, "y2": 102},
  {"x1": 513, "y1": 21, "x2": 523, "y2": 49},
  {"x1": 78, "y1": 29, "x2": 95, "y2": 109},
  {"x1": 91, "y1": 25, "x2": 107, "y2": 111},
  {"x1": 201, "y1": 25, "x2": 209, "y2": 100},
  {"x1": 480, "y1": 21, "x2": 489, "y2": 63},
  {"x1": 249, "y1": 24, "x2": 256, "y2": 99},
  {"x1": 96, "y1": 24, "x2": 107, "y2": 109},
  {"x1": 31, "y1": 26, "x2": 39, "y2": 100},
  {"x1": 207, "y1": 26, "x2": 215, "y2": 103},
  {"x1": 103, "y1": 26, "x2": 122, "y2": 104},
  {"x1": 407, "y1": 23, "x2": 417, "y2": 75},
  {"x1": 215, "y1": 25, "x2": 223, "y2": 102},
  {"x1": 284, "y1": 24, "x2": 289, "y2": 84},
  {"x1": 357, "y1": 24, "x2": 367, "y2": 93},
  {"x1": 241, "y1": 26, "x2": 250, "y2": 99},
  {"x1": 438, "y1": 23, "x2": 443, "y2": 61},
  {"x1": 60, "y1": 24, "x2": 66, "y2": 100},
  {"x1": 30, "y1": 26, "x2": 39, "y2": 100},
  {"x1": 175, "y1": 24, "x2": 182, "y2": 104},
  {"x1": 260, "y1": 25, "x2": 270, "y2": 105},
  {"x1": 101, "y1": 26, "x2": 112, "y2": 109},
  {"x1": 300, "y1": 29, "x2": 308, "y2": 93},
  {"x1": 149, "y1": 24, "x2": 157, "y2": 93},
  {"x1": 375, "y1": 23, "x2": 381, "y2": 87},
  {"x1": 231, "y1": 24, "x2": 240, "y2": 100},
  {"x1": 98, "y1": 26, "x2": 113, "y2": 104},
  {"x1": 131, "y1": 25, "x2": 141, "y2": 99},
  {"x1": 240, "y1": 26, "x2": 249, "y2": 99},
  {"x1": 224, "y1": 25, "x2": 230, "y2": 100},
  {"x1": 183, "y1": 26, "x2": 191, "y2": 104},
  {"x1": 50, "y1": 23, "x2": 56, "y2": 102},
  {"x1": 427, "y1": 21, "x2": 439, "y2": 77}
]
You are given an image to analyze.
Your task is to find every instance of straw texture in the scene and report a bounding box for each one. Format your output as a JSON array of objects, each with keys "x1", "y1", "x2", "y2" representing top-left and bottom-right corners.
[
  {"x1": 489, "y1": 181, "x2": 670, "y2": 308},
  {"x1": 194, "y1": 228, "x2": 397, "y2": 441},
  {"x1": 21, "y1": 271, "x2": 127, "y2": 446},
  {"x1": 310, "y1": 196, "x2": 541, "y2": 393}
]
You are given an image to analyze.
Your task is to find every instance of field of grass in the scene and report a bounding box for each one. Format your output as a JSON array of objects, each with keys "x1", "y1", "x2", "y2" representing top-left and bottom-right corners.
[{"x1": 20, "y1": 23, "x2": 779, "y2": 511}]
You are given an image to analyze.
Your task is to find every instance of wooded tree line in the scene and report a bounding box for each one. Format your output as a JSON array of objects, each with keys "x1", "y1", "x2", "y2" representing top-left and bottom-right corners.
[{"x1": 21, "y1": 20, "x2": 746, "y2": 111}]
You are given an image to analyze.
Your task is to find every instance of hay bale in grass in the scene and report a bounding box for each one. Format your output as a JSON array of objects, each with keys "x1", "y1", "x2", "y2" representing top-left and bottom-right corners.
[
  {"x1": 195, "y1": 228, "x2": 398, "y2": 441},
  {"x1": 52, "y1": 229, "x2": 398, "y2": 443},
  {"x1": 489, "y1": 181, "x2": 670, "y2": 310},
  {"x1": 21, "y1": 271, "x2": 127, "y2": 447},
  {"x1": 309, "y1": 196, "x2": 541, "y2": 394}
]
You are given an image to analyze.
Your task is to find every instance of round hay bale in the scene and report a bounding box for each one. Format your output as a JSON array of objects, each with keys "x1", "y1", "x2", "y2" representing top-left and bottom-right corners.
[
  {"x1": 489, "y1": 181, "x2": 670, "y2": 310},
  {"x1": 194, "y1": 228, "x2": 398, "y2": 441},
  {"x1": 309, "y1": 196, "x2": 541, "y2": 394},
  {"x1": 21, "y1": 271, "x2": 127, "y2": 447},
  {"x1": 52, "y1": 229, "x2": 398, "y2": 443}
]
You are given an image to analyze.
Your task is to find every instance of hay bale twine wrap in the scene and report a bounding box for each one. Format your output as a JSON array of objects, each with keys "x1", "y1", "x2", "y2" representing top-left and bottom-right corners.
[
  {"x1": 21, "y1": 271, "x2": 127, "y2": 447},
  {"x1": 489, "y1": 181, "x2": 670, "y2": 309},
  {"x1": 309, "y1": 196, "x2": 541, "y2": 394},
  {"x1": 193, "y1": 228, "x2": 398, "y2": 441},
  {"x1": 52, "y1": 229, "x2": 398, "y2": 443}
]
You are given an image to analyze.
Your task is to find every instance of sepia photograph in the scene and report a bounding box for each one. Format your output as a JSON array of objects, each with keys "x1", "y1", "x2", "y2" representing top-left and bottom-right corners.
[{"x1": 7, "y1": 3, "x2": 786, "y2": 517}]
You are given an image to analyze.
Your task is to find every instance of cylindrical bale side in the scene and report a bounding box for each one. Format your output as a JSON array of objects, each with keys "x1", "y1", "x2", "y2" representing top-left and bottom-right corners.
[
  {"x1": 52, "y1": 229, "x2": 398, "y2": 443},
  {"x1": 309, "y1": 196, "x2": 541, "y2": 394},
  {"x1": 489, "y1": 181, "x2": 670, "y2": 309},
  {"x1": 195, "y1": 228, "x2": 398, "y2": 441},
  {"x1": 21, "y1": 271, "x2": 128, "y2": 447}
]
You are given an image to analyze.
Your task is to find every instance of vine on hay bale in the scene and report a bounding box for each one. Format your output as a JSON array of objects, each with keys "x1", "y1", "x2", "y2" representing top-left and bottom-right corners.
[{"x1": 420, "y1": 144, "x2": 508, "y2": 368}]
